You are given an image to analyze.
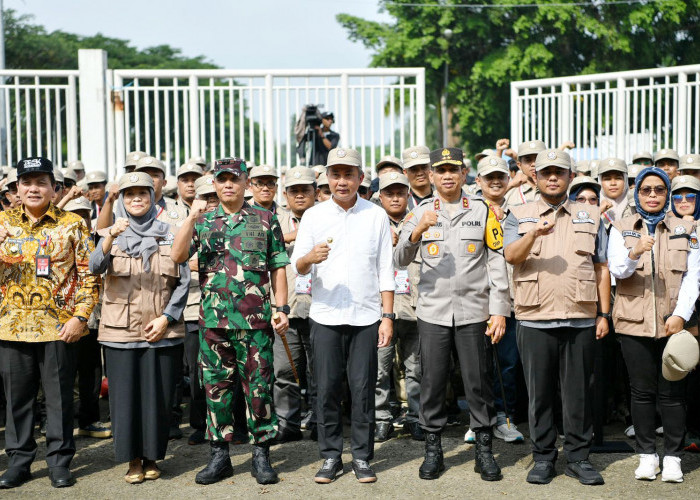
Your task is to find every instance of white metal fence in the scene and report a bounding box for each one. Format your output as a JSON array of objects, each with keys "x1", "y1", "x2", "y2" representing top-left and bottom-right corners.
[
  {"x1": 511, "y1": 64, "x2": 700, "y2": 162},
  {"x1": 0, "y1": 69, "x2": 79, "y2": 168},
  {"x1": 111, "y1": 68, "x2": 426, "y2": 179}
]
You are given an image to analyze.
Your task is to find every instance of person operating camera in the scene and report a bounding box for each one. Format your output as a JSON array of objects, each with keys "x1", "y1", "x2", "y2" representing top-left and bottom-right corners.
[{"x1": 313, "y1": 112, "x2": 339, "y2": 166}]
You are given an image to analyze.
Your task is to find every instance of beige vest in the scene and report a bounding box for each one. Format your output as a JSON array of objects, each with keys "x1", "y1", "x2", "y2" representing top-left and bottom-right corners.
[
  {"x1": 392, "y1": 217, "x2": 420, "y2": 322},
  {"x1": 612, "y1": 214, "x2": 693, "y2": 338},
  {"x1": 278, "y1": 210, "x2": 311, "y2": 319},
  {"x1": 510, "y1": 199, "x2": 600, "y2": 321},
  {"x1": 98, "y1": 242, "x2": 185, "y2": 342}
]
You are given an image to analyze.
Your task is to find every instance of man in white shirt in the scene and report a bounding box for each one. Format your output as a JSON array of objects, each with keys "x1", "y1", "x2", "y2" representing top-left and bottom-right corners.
[{"x1": 291, "y1": 148, "x2": 395, "y2": 484}]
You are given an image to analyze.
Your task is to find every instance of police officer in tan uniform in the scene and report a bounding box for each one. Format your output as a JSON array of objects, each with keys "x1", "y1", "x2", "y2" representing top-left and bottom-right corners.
[
  {"x1": 249, "y1": 165, "x2": 285, "y2": 215},
  {"x1": 374, "y1": 172, "x2": 423, "y2": 443},
  {"x1": 402, "y1": 146, "x2": 433, "y2": 210},
  {"x1": 273, "y1": 166, "x2": 317, "y2": 443},
  {"x1": 395, "y1": 148, "x2": 510, "y2": 482},
  {"x1": 503, "y1": 140, "x2": 546, "y2": 208},
  {"x1": 124, "y1": 151, "x2": 147, "y2": 174},
  {"x1": 654, "y1": 149, "x2": 680, "y2": 180},
  {"x1": 679, "y1": 154, "x2": 700, "y2": 181},
  {"x1": 503, "y1": 149, "x2": 611, "y2": 486}
]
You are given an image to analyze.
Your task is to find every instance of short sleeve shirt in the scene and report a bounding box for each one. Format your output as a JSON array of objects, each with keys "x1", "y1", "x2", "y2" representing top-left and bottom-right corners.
[{"x1": 189, "y1": 202, "x2": 290, "y2": 330}]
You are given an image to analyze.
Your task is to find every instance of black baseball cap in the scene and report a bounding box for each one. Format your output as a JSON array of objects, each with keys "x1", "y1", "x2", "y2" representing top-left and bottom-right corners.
[
  {"x1": 16, "y1": 157, "x2": 55, "y2": 180},
  {"x1": 321, "y1": 112, "x2": 334, "y2": 120}
]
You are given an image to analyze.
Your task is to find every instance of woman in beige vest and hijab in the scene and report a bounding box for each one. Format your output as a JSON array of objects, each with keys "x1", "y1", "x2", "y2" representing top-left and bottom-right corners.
[
  {"x1": 88, "y1": 172, "x2": 190, "y2": 484},
  {"x1": 607, "y1": 167, "x2": 700, "y2": 483}
]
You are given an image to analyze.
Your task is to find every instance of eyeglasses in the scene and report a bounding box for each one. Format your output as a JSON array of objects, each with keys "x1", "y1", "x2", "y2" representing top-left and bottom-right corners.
[
  {"x1": 251, "y1": 180, "x2": 277, "y2": 189},
  {"x1": 672, "y1": 193, "x2": 698, "y2": 203},
  {"x1": 638, "y1": 186, "x2": 667, "y2": 197},
  {"x1": 575, "y1": 196, "x2": 599, "y2": 205}
]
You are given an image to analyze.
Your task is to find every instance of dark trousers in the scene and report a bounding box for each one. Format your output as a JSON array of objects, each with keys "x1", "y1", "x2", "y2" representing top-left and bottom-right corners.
[
  {"x1": 184, "y1": 321, "x2": 206, "y2": 431},
  {"x1": 76, "y1": 329, "x2": 102, "y2": 427},
  {"x1": 0, "y1": 340, "x2": 77, "y2": 470},
  {"x1": 105, "y1": 344, "x2": 181, "y2": 462},
  {"x1": 311, "y1": 320, "x2": 378, "y2": 461},
  {"x1": 493, "y1": 315, "x2": 519, "y2": 420},
  {"x1": 619, "y1": 335, "x2": 686, "y2": 456},
  {"x1": 273, "y1": 317, "x2": 315, "y2": 431},
  {"x1": 517, "y1": 325, "x2": 595, "y2": 462},
  {"x1": 418, "y1": 319, "x2": 495, "y2": 433}
]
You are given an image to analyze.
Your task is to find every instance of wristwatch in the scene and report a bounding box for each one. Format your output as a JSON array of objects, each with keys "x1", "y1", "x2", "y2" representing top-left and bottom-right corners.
[
  {"x1": 382, "y1": 313, "x2": 396, "y2": 321},
  {"x1": 276, "y1": 305, "x2": 291, "y2": 315},
  {"x1": 75, "y1": 315, "x2": 88, "y2": 323},
  {"x1": 597, "y1": 312, "x2": 611, "y2": 320}
]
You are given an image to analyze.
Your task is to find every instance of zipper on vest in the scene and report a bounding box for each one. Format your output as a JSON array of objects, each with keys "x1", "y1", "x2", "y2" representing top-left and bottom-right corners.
[{"x1": 645, "y1": 225, "x2": 658, "y2": 336}]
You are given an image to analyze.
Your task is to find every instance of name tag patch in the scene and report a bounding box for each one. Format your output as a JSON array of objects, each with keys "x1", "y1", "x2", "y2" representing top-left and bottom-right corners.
[
  {"x1": 518, "y1": 217, "x2": 539, "y2": 224},
  {"x1": 622, "y1": 230, "x2": 641, "y2": 238},
  {"x1": 461, "y1": 220, "x2": 482, "y2": 227}
]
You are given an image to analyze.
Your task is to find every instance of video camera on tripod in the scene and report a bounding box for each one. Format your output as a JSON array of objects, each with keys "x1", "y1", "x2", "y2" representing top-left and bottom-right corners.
[{"x1": 295, "y1": 104, "x2": 325, "y2": 166}]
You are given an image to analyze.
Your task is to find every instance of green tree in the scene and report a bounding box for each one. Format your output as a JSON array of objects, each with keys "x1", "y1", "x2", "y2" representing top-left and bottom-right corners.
[{"x1": 338, "y1": 0, "x2": 700, "y2": 155}]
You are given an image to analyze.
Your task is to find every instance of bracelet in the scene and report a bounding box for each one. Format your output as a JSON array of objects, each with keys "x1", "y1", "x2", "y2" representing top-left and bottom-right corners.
[{"x1": 597, "y1": 312, "x2": 611, "y2": 320}]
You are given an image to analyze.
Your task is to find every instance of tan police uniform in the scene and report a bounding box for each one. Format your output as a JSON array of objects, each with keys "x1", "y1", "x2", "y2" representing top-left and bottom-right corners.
[
  {"x1": 272, "y1": 166, "x2": 316, "y2": 436},
  {"x1": 597, "y1": 157, "x2": 636, "y2": 231},
  {"x1": 402, "y1": 146, "x2": 433, "y2": 210},
  {"x1": 503, "y1": 149, "x2": 608, "y2": 466},
  {"x1": 395, "y1": 148, "x2": 510, "y2": 437}
]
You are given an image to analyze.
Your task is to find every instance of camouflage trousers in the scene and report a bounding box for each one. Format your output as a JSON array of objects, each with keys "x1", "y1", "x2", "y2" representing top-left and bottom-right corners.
[{"x1": 199, "y1": 328, "x2": 278, "y2": 444}]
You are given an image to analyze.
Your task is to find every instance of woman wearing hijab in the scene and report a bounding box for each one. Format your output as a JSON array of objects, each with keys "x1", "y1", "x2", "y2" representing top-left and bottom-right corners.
[
  {"x1": 88, "y1": 172, "x2": 191, "y2": 484},
  {"x1": 607, "y1": 167, "x2": 700, "y2": 483},
  {"x1": 599, "y1": 158, "x2": 635, "y2": 230},
  {"x1": 568, "y1": 176, "x2": 601, "y2": 206}
]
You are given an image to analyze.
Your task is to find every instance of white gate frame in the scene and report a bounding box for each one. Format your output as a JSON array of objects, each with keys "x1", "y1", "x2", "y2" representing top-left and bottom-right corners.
[{"x1": 511, "y1": 64, "x2": 700, "y2": 161}]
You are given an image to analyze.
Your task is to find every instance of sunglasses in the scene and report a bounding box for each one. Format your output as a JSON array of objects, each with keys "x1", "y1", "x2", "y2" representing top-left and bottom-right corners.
[
  {"x1": 638, "y1": 186, "x2": 667, "y2": 197},
  {"x1": 672, "y1": 193, "x2": 698, "y2": 203}
]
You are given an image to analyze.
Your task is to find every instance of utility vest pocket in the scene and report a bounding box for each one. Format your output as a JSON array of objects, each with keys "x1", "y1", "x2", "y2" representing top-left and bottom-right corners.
[{"x1": 513, "y1": 265, "x2": 539, "y2": 307}]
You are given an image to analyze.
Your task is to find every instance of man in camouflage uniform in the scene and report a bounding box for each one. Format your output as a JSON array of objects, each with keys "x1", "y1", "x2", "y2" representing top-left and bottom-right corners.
[{"x1": 171, "y1": 157, "x2": 290, "y2": 486}]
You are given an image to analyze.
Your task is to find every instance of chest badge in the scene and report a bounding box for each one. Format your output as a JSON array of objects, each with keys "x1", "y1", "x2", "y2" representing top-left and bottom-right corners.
[
  {"x1": 675, "y1": 225, "x2": 687, "y2": 235},
  {"x1": 467, "y1": 243, "x2": 476, "y2": 254},
  {"x1": 427, "y1": 242, "x2": 440, "y2": 256}
]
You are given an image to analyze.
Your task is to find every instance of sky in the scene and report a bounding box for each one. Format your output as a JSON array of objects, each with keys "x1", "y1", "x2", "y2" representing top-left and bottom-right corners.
[{"x1": 5, "y1": 0, "x2": 392, "y2": 69}]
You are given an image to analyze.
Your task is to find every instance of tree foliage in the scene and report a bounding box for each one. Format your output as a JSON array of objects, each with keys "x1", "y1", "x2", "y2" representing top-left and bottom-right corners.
[
  {"x1": 338, "y1": 0, "x2": 700, "y2": 153},
  {"x1": 4, "y1": 9, "x2": 217, "y2": 70}
]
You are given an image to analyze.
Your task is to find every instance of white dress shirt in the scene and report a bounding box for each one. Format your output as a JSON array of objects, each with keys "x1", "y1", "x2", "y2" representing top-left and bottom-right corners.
[
  {"x1": 291, "y1": 195, "x2": 394, "y2": 326},
  {"x1": 607, "y1": 226, "x2": 700, "y2": 321}
]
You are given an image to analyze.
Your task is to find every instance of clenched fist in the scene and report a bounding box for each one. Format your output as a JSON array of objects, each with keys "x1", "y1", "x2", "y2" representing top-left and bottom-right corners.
[
  {"x1": 109, "y1": 218, "x2": 130, "y2": 237},
  {"x1": 305, "y1": 242, "x2": 330, "y2": 265},
  {"x1": 630, "y1": 235, "x2": 655, "y2": 260}
]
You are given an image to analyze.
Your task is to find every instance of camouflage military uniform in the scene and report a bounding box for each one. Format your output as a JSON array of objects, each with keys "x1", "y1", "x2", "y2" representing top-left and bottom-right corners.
[{"x1": 190, "y1": 202, "x2": 290, "y2": 444}]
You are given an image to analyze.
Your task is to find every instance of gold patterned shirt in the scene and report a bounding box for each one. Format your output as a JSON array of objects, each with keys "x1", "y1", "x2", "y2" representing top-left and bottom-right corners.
[{"x1": 0, "y1": 204, "x2": 100, "y2": 342}]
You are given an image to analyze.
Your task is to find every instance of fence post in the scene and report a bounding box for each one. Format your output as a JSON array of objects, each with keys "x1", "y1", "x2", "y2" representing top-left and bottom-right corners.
[
  {"x1": 677, "y1": 72, "x2": 688, "y2": 154},
  {"x1": 78, "y1": 49, "x2": 108, "y2": 169},
  {"x1": 510, "y1": 82, "x2": 519, "y2": 149},
  {"x1": 561, "y1": 83, "x2": 570, "y2": 150},
  {"x1": 340, "y1": 73, "x2": 349, "y2": 148},
  {"x1": 416, "y1": 69, "x2": 426, "y2": 146},
  {"x1": 188, "y1": 75, "x2": 200, "y2": 157},
  {"x1": 615, "y1": 77, "x2": 626, "y2": 158}
]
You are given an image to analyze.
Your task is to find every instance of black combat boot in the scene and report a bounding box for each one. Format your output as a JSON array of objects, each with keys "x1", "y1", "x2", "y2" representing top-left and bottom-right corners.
[
  {"x1": 251, "y1": 443, "x2": 279, "y2": 484},
  {"x1": 195, "y1": 442, "x2": 234, "y2": 484},
  {"x1": 419, "y1": 432, "x2": 445, "y2": 480},
  {"x1": 474, "y1": 430, "x2": 502, "y2": 481}
]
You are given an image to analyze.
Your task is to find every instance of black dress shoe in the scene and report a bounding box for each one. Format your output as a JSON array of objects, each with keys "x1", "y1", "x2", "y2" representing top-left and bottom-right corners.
[
  {"x1": 49, "y1": 467, "x2": 75, "y2": 488},
  {"x1": 527, "y1": 461, "x2": 556, "y2": 484},
  {"x1": 273, "y1": 426, "x2": 303, "y2": 444},
  {"x1": 565, "y1": 460, "x2": 604, "y2": 485},
  {"x1": 374, "y1": 422, "x2": 394, "y2": 442},
  {"x1": 0, "y1": 467, "x2": 31, "y2": 489}
]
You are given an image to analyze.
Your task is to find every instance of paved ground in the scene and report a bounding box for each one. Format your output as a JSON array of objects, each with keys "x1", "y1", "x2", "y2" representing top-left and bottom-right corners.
[{"x1": 1, "y1": 418, "x2": 698, "y2": 499}]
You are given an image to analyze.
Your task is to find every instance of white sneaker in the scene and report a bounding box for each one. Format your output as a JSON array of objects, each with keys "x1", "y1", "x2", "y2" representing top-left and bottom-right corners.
[
  {"x1": 634, "y1": 453, "x2": 659, "y2": 480},
  {"x1": 661, "y1": 455, "x2": 683, "y2": 483},
  {"x1": 624, "y1": 425, "x2": 636, "y2": 438},
  {"x1": 464, "y1": 428, "x2": 476, "y2": 443},
  {"x1": 494, "y1": 422, "x2": 524, "y2": 443}
]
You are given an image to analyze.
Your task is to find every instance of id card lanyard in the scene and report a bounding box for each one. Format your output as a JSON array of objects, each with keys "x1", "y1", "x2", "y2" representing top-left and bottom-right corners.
[{"x1": 36, "y1": 235, "x2": 51, "y2": 278}]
